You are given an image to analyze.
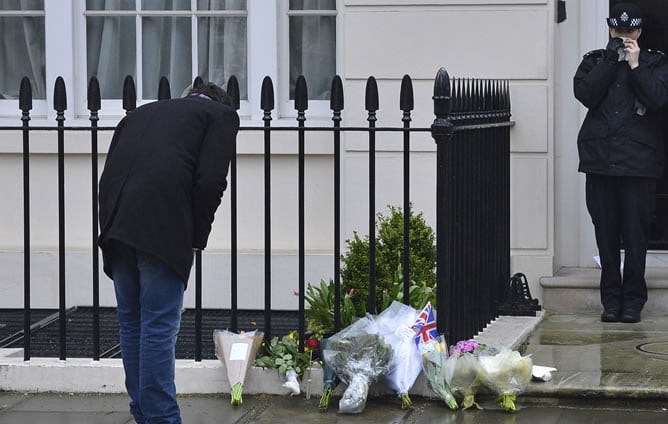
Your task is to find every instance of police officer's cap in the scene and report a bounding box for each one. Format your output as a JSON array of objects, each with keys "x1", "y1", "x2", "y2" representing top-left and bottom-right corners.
[{"x1": 607, "y1": 3, "x2": 643, "y2": 28}]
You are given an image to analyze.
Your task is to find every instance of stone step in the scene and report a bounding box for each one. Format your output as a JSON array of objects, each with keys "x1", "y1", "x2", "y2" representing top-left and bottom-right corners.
[{"x1": 540, "y1": 267, "x2": 668, "y2": 314}]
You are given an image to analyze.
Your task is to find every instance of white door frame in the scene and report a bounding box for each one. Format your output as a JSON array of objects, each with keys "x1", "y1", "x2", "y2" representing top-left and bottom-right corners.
[{"x1": 576, "y1": 0, "x2": 610, "y2": 267}]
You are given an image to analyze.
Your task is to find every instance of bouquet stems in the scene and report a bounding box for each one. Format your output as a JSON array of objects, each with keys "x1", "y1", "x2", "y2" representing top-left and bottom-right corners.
[
  {"x1": 499, "y1": 393, "x2": 517, "y2": 412},
  {"x1": 462, "y1": 394, "x2": 482, "y2": 410},
  {"x1": 319, "y1": 387, "x2": 333, "y2": 412},
  {"x1": 318, "y1": 337, "x2": 340, "y2": 412},
  {"x1": 433, "y1": 386, "x2": 458, "y2": 410},
  {"x1": 399, "y1": 392, "x2": 412, "y2": 409},
  {"x1": 231, "y1": 382, "x2": 243, "y2": 405}
]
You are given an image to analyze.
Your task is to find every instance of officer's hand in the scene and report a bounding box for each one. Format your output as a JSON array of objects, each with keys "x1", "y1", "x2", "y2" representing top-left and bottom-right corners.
[
  {"x1": 624, "y1": 39, "x2": 640, "y2": 69},
  {"x1": 605, "y1": 37, "x2": 625, "y2": 62}
]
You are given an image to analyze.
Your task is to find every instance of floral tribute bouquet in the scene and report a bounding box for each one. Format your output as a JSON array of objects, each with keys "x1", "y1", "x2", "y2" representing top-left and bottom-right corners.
[
  {"x1": 412, "y1": 303, "x2": 458, "y2": 410},
  {"x1": 213, "y1": 329, "x2": 264, "y2": 405},
  {"x1": 322, "y1": 316, "x2": 394, "y2": 414},
  {"x1": 255, "y1": 331, "x2": 313, "y2": 396},
  {"x1": 445, "y1": 339, "x2": 497, "y2": 410},
  {"x1": 375, "y1": 301, "x2": 423, "y2": 409},
  {"x1": 317, "y1": 337, "x2": 340, "y2": 412},
  {"x1": 477, "y1": 348, "x2": 533, "y2": 412}
]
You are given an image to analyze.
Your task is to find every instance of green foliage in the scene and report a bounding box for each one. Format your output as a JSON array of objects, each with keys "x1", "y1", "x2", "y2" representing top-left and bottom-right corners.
[
  {"x1": 304, "y1": 279, "x2": 356, "y2": 338},
  {"x1": 341, "y1": 205, "x2": 437, "y2": 314},
  {"x1": 255, "y1": 332, "x2": 312, "y2": 377},
  {"x1": 379, "y1": 266, "x2": 437, "y2": 312},
  {"x1": 325, "y1": 332, "x2": 393, "y2": 374}
]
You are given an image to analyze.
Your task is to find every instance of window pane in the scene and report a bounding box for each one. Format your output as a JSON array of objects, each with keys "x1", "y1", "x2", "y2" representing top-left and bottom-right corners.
[
  {"x1": 1, "y1": 0, "x2": 44, "y2": 10},
  {"x1": 198, "y1": 16, "x2": 247, "y2": 99},
  {"x1": 142, "y1": 0, "x2": 190, "y2": 10},
  {"x1": 87, "y1": 16, "x2": 136, "y2": 99},
  {"x1": 0, "y1": 16, "x2": 46, "y2": 100},
  {"x1": 290, "y1": 15, "x2": 335, "y2": 100},
  {"x1": 86, "y1": 0, "x2": 133, "y2": 11},
  {"x1": 142, "y1": 17, "x2": 191, "y2": 98},
  {"x1": 197, "y1": 0, "x2": 246, "y2": 11},
  {"x1": 289, "y1": 0, "x2": 335, "y2": 11}
]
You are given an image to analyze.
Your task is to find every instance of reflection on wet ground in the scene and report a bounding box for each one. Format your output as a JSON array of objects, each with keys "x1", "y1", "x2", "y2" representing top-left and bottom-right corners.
[{"x1": 522, "y1": 313, "x2": 668, "y2": 398}]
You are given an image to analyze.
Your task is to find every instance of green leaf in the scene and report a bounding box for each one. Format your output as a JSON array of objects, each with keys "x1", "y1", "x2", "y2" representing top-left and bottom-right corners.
[{"x1": 341, "y1": 204, "x2": 436, "y2": 313}]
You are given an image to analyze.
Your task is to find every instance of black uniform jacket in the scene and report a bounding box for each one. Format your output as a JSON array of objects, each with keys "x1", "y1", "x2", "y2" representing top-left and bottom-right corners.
[
  {"x1": 574, "y1": 48, "x2": 668, "y2": 178},
  {"x1": 98, "y1": 96, "x2": 240, "y2": 283}
]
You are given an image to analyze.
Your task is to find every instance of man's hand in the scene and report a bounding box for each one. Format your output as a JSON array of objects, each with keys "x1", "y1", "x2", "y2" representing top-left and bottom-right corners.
[{"x1": 605, "y1": 37, "x2": 625, "y2": 63}]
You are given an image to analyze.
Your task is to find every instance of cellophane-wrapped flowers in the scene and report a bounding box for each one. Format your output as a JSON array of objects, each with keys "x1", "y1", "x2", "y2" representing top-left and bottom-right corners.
[
  {"x1": 318, "y1": 337, "x2": 340, "y2": 412},
  {"x1": 213, "y1": 330, "x2": 264, "y2": 405},
  {"x1": 445, "y1": 340, "x2": 496, "y2": 410},
  {"x1": 477, "y1": 349, "x2": 533, "y2": 412},
  {"x1": 376, "y1": 301, "x2": 423, "y2": 409},
  {"x1": 322, "y1": 316, "x2": 394, "y2": 414},
  {"x1": 420, "y1": 335, "x2": 458, "y2": 409}
]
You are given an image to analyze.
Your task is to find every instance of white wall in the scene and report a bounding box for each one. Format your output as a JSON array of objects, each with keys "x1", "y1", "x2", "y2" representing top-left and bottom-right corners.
[
  {"x1": 341, "y1": 0, "x2": 555, "y2": 300},
  {"x1": 0, "y1": 129, "x2": 338, "y2": 310},
  {"x1": 0, "y1": 0, "x2": 558, "y2": 309},
  {"x1": 554, "y1": 0, "x2": 585, "y2": 271}
]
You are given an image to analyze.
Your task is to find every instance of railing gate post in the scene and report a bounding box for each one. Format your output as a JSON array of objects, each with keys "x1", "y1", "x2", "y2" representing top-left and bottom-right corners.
[{"x1": 430, "y1": 68, "x2": 455, "y2": 340}]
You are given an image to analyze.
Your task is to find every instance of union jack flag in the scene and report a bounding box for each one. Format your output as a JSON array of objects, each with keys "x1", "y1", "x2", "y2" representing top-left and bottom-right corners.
[{"x1": 412, "y1": 302, "x2": 438, "y2": 346}]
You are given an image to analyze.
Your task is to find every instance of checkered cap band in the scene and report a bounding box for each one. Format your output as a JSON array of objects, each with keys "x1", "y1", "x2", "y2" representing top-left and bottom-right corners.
[
  {"x1": 607, "y1": 4, "x2": 643, "y2": 28},
  {"x1": 607, "y1": 16, "x2": 642, "y2": 28}
]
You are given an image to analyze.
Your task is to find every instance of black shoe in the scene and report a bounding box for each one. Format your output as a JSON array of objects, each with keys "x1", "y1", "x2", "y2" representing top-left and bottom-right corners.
[
  {"x1": 620, "y1": 310, "x2": 641, "y2": 323},
  {"x1": 601, "y1": 310, "x2": 620, "y2": 322}
]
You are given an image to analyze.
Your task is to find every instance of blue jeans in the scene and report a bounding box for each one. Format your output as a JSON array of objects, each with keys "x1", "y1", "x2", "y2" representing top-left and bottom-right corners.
[{"x1": 107, "y1": 240, "x2": 185, "y2": 424}]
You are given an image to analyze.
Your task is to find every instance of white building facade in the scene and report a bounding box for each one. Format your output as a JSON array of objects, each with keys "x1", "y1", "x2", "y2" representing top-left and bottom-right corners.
[{"x1": 0, "y1": 0, "x2": 642, "y2": 311}]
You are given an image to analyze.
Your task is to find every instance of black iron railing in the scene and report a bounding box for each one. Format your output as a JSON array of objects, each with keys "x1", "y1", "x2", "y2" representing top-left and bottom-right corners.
[{"x1": 0, "y1": 67, "x2": 512, "y2": 361}]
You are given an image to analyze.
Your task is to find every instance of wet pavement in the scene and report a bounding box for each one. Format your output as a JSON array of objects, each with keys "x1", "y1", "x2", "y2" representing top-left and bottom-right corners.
[
  {"x1": 522, "y1": 313, "x2": 668, "y2": 399},
  {"x1": 2, "y1": 313, "x2": 668, "y2": 423},
  {"x1": 1, "y1": 392, "x2": 668, "y2": 424}
]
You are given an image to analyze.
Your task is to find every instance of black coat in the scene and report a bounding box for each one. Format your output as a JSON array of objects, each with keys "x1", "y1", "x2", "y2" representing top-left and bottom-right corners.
[
  {"x1": 574, "y1": 48, "x2": 668, "y2": 178},
  {"x1": 98, "y1": 96, "x2": 239, "y2": 283}
]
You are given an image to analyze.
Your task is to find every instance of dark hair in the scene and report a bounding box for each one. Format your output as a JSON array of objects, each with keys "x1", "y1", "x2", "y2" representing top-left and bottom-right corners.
[{"x1": 187, "y1": 82, "x2": 232, "y2": 106}]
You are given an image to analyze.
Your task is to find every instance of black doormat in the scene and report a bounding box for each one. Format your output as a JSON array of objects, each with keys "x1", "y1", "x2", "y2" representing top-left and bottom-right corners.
[{"x1": 0, "y1": 307, "x2": 298, "y2": 360}]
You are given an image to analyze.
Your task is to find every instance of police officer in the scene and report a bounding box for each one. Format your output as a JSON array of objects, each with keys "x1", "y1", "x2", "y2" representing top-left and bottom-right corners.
[{"x1": 574, "y1": 2, "x2": 668, "y2": 323}]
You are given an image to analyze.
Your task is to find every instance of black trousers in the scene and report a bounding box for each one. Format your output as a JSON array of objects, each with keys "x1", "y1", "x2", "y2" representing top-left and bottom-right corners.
[{"x1": 585, "y1": 174, "x2": 656, "y2": 313}]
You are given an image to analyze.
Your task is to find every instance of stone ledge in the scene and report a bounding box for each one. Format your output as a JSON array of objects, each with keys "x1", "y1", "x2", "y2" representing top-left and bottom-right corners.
[
  {"x1": 541, "y1": 267, "x2": 668, "y2": 289},
  {"x1": 474, "y1": 312, "x2": 544, "y2": 350},
  {"x1": 0, "y1": 355, "x2": 434, "y2": 397},
  {"x1": 541, "y1": 267, "x2": 668, "y2": 314},
  {"x1": 0, "y1": 314, "x2": 540, "y2": 396}
]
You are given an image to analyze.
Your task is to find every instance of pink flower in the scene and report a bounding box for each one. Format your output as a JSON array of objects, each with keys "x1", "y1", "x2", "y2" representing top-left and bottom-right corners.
[
  {"x1": 449, "y1": 339, "x2": 480, "y2": 357},
  {"x1": 348, "y1": 288, "x2": 355, "y2": 297},
  {"x1": 293, "y1": 291, "x2": 300, "y2": 297}
]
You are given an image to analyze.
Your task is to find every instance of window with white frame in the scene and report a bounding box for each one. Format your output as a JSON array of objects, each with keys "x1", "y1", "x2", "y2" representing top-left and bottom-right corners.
[
  {"x1": 287, "y1": 0, "x2": 336, "y2": 101},
  {"x1": 0, "y1": 0, "x2": 337, "y2": 121},
  {"x1": 0, "y1": 0, "x2": 46, "y2": 101},
  {"x1": 84, "y1": 0, "x2": 247, "y2": 101}
]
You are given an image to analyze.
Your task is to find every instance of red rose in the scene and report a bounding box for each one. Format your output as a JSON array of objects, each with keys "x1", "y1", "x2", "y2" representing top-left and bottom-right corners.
[{"x1": 304, "y1": 337, "x2": 320, "y2": 351}]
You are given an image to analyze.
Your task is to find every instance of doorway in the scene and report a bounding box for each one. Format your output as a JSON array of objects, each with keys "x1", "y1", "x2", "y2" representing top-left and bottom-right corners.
[{"x1": 609, "y1": 0, "x2": 668, "y2": 248}]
